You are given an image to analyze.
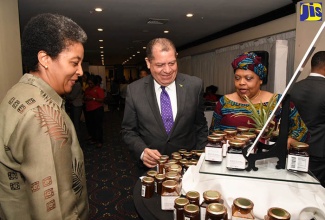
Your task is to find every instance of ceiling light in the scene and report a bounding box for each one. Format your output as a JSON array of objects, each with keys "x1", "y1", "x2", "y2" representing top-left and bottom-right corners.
[
  {"x1": 164, "y1": 30, "x2": 169, "y2": 33},
  {"x1": 100, "y1": 51, "x2": 104, "y2": 53},
  {"x1": 147, "y1": 18, "x2": 169, "y2": 25},
  {"x1": 143, "y1": 47, "x2": 146, "y2": 49},
  {"x1": 133, "y1": 55, "x2": 135, "y2": 57},
  {"x1": 100, "y1": 46, "x2": 104, "y2": 49},
  {"x1": 99, "y1": 40, "x2": 103, "y2": 42},
  {"x1": 137, "y1": 51, "x2": 140, "y2": 54},
  {"x1": 98, "y1": 28, "x2": 103, "y2": 31},
  {"x1": 186, "y1": 13, "x2": 194, "y2": 17},
  {"x1": 95, "y1": 8, "x2": 103, "y2": 12},
  {"x1": 101, "y1": 54, "x2": 104, "y2": 57}
]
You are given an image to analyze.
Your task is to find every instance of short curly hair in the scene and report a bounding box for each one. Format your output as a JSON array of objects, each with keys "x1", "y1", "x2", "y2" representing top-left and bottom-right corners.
[{"x1": 22, "y1": 13, "x2": 87, "y2": 72}]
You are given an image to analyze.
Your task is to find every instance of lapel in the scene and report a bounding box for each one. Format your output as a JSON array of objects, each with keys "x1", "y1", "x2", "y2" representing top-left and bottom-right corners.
[
  {"x1": 174, "y1": 74, "x2": 186, "y2": 128},
  {"x1": 144, "y1": 76, "x2": 166, "y2": 133}
]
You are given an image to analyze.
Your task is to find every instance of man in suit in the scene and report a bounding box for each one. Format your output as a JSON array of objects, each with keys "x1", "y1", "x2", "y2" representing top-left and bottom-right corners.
[
  {"x1": 290, "y1": 51, "x2": 325, "y2": 187},
  {"x1": 121, "y1": 38, "x2": 208, "y2": 168}
]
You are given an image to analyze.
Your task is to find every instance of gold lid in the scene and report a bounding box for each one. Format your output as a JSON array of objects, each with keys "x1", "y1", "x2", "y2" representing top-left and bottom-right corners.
[
  {"x1": 241, "y1": 131, "x2": 256, "y2": 139},
  {"x1": 196, "y1": 150, "x2": 204, "y2": 157},
  {"x1": 160, "y1": 155, "x2": 169, "y2": 160},
  {"x1": 165, "y1": 171, "x2": 179, "y2": 180},
  {"x1": 142, "y1": 176, "x2": 154, "y2": 184},
  {"x1": 155, "y1": 173, "x2": 166, "y2": 180},
  {"x1": 208, "y1": 135, "x2": 223, "y2": 142},
  {"x1": 184, "y1": 204, "x2": 199, "y2": 213},
  {"x1": 190, "y1": 150, "x2": 197, "y2": 155},
  {"x1": 212, "y1": 130, "x2": 226, "y2": 137},
  {"x1": 233, "y1": 197, "x2": 254, "y2": 209},
  {"x1": 268, "y1": 207, "x2": 291, "y2": 219},
  {"x1": 172, "y1": 152, "x2": 181, "y2": 157},
  {"x1": 179, "y1": 158, "x2": 188, "y2": 165},
  {"x1": 235, "y1": 135, "x2": 249, "y2": 143},
  {"x1": 178, "y1": 149, "x2": 187, "y2": 154},
  {"x1": 173, "y1": 155, "x2": 182, "y2": 160},
  {"x1": 228, "y1": 139, "x2": 245, "y2": 148},
  {"x1": 175, "y1": 197, "x2": 190, "y2": 206},
  {"x1": 189, "y1": 159, "x2": 198, "y2": 165},
  {"x1": 237, "y1": 126, "x2": 249, "y2": 132},
  {"x1": 147, "y1": 170, "x2": 158, "y2": 178},
  {"x1": 162, "y1": 179, "x2": 177, "y2": 188},
  {"x1": 290, "y1": 141, "x2": 309, "y2": 150},
  {"x1": 168, "y1": 159, "x2": 178, "y2": 164},
  {"x1": 183, "y1": 152, "x2": 192, "y2": 158},
  {"x1": 224, "y1": 128, "x2": 237, "y2": 134},
  {"x1": 186, "y1": 191, "x2": 200, "y2": 199},
  {"x1": 203, "y1": 190, "x2": 221, "y2": 201},
  {"x1": 206, "y1": 203, "x2": 227, "y2": 215},
  {"x1": 169, "y1": 164, "x2": 182, "y2": 171}
]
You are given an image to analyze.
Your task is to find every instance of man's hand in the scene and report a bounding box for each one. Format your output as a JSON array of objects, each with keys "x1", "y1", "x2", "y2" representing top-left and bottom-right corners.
[{"x1": 142, "y1": 148, "x2": 161, "y2": 168}]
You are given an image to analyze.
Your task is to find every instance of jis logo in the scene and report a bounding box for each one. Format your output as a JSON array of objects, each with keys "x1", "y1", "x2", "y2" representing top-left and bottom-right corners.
[{"x1": 300, "y1": 2, "x2": 322, "y2": 21}]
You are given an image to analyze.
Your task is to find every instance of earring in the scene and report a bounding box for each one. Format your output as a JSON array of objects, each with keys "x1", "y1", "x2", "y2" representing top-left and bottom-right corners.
[{"x1": 45, "y1": 66, "x2": 48, "y2": 69}]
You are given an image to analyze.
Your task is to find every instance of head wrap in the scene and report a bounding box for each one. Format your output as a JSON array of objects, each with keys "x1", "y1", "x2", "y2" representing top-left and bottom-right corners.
[{"x1": 231, "y1": 52, "x2": 267, "y2": 80}]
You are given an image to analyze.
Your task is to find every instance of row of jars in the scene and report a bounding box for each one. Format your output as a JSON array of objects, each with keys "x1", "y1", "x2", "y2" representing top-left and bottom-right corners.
[{"x1": 206, "y1": 126, "x2": 309, "y2": 172}]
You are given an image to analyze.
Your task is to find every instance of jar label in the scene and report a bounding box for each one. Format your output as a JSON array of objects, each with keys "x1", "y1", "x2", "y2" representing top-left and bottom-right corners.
[
  {"x1": 226, "y1": 153, "x2": 246, "y2": 169},
  {"x1": 173, "y1": 208, "x2": 177, "y2": 220},
  {"x1": 287, "y1": 154, "x2": 309, "y2": 172},
  {"x1": 184, "y1": 217, "x2": 191, "y2": 220},
  {"x1": 161, "y1": 195, "x2": 179, "y2": 210},
  {"x1": 222, "y1": 141, "x2": 229, "y2": 157},
  {"x1": 141, "y1": 185, "x2": 146, "y2": 197},
  {"x1": 200, "y1": 206, "x2": 207, "y2": 220},
  {"x1": 205, "y1": 146, "x2": 223, "y2": 162},
  {"x1": 154, "y1": 182, "x2": 157, "y2": 193}
]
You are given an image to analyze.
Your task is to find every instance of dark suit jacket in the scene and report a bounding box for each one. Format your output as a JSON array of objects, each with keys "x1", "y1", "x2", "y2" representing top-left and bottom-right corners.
[
  {"x1": 290, "y1": 76, "x2": 325, "y2": 157},
  {"x1": 121, "y1": 73, "x2": 208, "y2": 161}
]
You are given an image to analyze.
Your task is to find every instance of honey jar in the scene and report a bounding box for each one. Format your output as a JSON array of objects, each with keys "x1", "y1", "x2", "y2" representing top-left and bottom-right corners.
[
  {"x1": 206, "y1": 135, "x2": 223, "y2": 163},
  {"x1": 154, "y1": 173, "x2": 166, "y2": 195},
  {"x1": 186, "y1": 191, "x2": 200, "y2": 206},
  {"x1": 265, "y1": 207, "x2": 291, "y2": 220},
  {"x1": 147, "y1": 170, "x2": 158, "y2": 178},
  {"x1": 232, "y1": 197, "x2": 254, "y2": 219},
  {"x1": 141, "y1": 176, "x2": 154, "y2": 198},
  {"x1": 206, "y1": 203, "x2": 228, "y2": 220},
  {"x1": 287, "y1": 142, "x2": 309, "y2": 173},
  {"x1": 184, "y1": 204, "x2": 200, "y2": 220},
  {"x1": 237, "y1": 126, "x2": 250, "y2": 135},
  {"x1": 200, "y1": 190, "x2": 223, "y2": 220},
  {"x1": 226, "y1": 139, "x2": 246, "y2": 170},
  {"x1": 161, "y1": 180, "x2": 180, "y2": 210},
  {"x1": 174, "y1": 197, "x2": 190, "y2": 220}
]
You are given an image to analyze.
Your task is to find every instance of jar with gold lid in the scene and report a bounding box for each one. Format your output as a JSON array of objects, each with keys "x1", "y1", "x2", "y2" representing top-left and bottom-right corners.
[
  {"x1": 160, "y1": 155, "x2": 169, "y2": 161},
  {"x1": 226, "y1": 139, "x2": 246, "y2": 170},
  {"x1": 224, "y1": 128, "x2": 237, "y2": 140},
  {"x1": 157, "y1": 158, "x2": 167, "y2": 174},
  {"x1": 241, "y1": 131, "x2": 256, "y2": 144},
  {"x1": 237, "y1": 126, "x2": 250, "y2": 135},
  {"x1": 147, "y1": 170, "x2": 158, "y2": 178},
  {"x1": 287, "y1": 142, "x2": 309, "y2": 173},
  {"x1": 200, "y1": 190, "x2": 223, "y2": 220},
  {"x1": 165, "y1": 171, "x2": 181, "y2": 183},
  {"x1": 186, "y1": 191, "x2": 200, "y2": 206},
  {"x1": 141, "y1": 176, "x2": 154, "y2": 198},
  {"x1": 173, "y1": 155, "x2": 182, "y2": 163},
  {"x1": 172, "y1": 151, "x2": 181, "y2": 158},
  {"x1": 183, "y1": 152, "x2": 193, "y2": 160},
  {"x1": 166, "y1": 164, "x2": 182, "y2": 175},
  {"x1": 265, "y1": 207, "x2": 291, "y2": 220},
  {"x1": 196, "y1": 149, "x2": 204, "y2": 159},
  {"x1": 184, "y1": 204, "x2": 200, "y2": 220},
  {"x1": 178, "y1": 149, "x2": 187, "y2": 157},
  {"x1": 154, "y1": 173, "x2": 166, "y2": 195},
  {"x1": 234, "y1": 135, "x2": 250, "y2": 147},
  {"x1": 161, "y1": 180, "x2": 180, "y2": 210},
  {"x1": 206, "y1": 135, "x2": 223, "y2": 163},
  {"x1": 232, "y1": 197, "x2": 254, "y2": 219},
  {"x1": 206, "y1": 203, "x2": 228, "y2": 220},
  {"x1": 174, "y1": 197, "x2": 190, "y2": 220}
]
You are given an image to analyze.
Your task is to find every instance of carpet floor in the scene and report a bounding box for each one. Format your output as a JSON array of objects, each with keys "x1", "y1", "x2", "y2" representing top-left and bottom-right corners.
[{"x1": 79, "y1": 109, "x2": 142, "y2": 220}]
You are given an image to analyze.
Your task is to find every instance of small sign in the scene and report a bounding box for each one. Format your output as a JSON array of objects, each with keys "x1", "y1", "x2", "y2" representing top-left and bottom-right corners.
[{"x1": 300, "y1": 2, "x2": 322, "y2": 21}]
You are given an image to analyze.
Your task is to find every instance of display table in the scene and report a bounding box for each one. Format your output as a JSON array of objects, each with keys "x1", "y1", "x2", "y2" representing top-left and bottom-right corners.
[
  {"x1": 133, "y1": 154, "x2": 325, "y2": 220},
  {"x1": 182, "y1": 154, "x2": 325, "y2": 220}
]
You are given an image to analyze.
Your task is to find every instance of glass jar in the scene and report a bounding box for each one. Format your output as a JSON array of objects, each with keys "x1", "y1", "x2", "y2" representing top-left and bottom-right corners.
[
  {"x1": 206, "y1": 135, "x2": 223, "y2": 163},
  {"x1": 154, "y1": 173, "x2": 166, "y2": 195},
  {"x1": 173, "y1": 155, "x2": 183, "y2": 163},
  {"x1": 234, "y1": 135, "x2": 249, "y2": 147},
  {"x1": 160, "y1": 155, "x2": 169, "y2": 161},
  {"x1": 186, "y1": 191, "x2": 200, "y2": 206},
  {"x1": 226, "y1": 139, "x2": 246, "y2": 170},
  {"x1": 184, "y1": 204, "x2": 200, "y2": 220},
  {"x1": 287, "y1": 142, "x2": 309, "y2": 173},
  {"x1": 232, "y1": 197, "x2": 254, "y2": 219},
  {"x1": 200, "y1": 190, "x2": 223, "y2": 220},
  {"x1": 223, "y1": 129, "x2": 237, "y2": 157},
  {"x1": 241, "y1": 131, "x2": 256, "y2": 144},
  {"x1": 147, "y1": 170, "x2": 158, "y2": 178},
  {"x1": 179, "y1": 158, "x2": 188, "y2": 175},
  {"x1": 178, "y1": 149, "x2": 188, "y2": 157},
  {"x1": 165, "y1": 171, "x2": 181, "y2": 183},
  {"x1": 195, "y1": 150, "x2": 204, "y2": 159},
  {"x1": 265, "y1": 207, "x2": 291, "y2": 220},
  {"x1": 166, "y1": 164, "x2": 183, "y2": 174},
  {"x1": 174, "y1": 197, "x2": 190, "y2": 220},
  {"x1": 157, "y1": 158, "x2": 167, "y2": 174},
  {"x1": 237, "y1": 126, "x2": 250, "y2": 135},
  {"x1": 206, "y1": 203, "x2": 228, "y2": 220},
  {"x1": 183, "y1": 152, "x2": 193, "y2": 160},
  {"x1": 141, "y1": 176, "x2": 154, "y2": 198},
  {"x1": 161, "y1": 180, "x2": 180, "y2": 210},
  {"x1": 172, "y1": 151, "x2": 181, "y2": 159}
]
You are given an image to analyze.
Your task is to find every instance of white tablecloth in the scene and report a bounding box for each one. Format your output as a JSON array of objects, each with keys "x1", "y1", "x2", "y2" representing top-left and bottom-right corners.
[{"x1": 182, "y1": 154, "x2": 325, "y2": 220}]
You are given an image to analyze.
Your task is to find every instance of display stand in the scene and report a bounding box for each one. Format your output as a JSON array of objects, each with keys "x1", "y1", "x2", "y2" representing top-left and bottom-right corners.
[{"x1": 243, "y1": 94, "x2": 290, "y2": 171}]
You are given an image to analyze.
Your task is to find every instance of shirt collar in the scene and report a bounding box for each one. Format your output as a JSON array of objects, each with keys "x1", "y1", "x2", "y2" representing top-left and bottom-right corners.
[
  {"x1": 154, "y1": 80, "x2": 176, "y2": 92},
  {"x1": 309, "y1": 72, "x2": 325, "y2": 78}
]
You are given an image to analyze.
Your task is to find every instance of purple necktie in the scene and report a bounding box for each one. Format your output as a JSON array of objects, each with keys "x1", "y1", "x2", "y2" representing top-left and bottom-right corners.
[{"x1": 160, "y1": 86, "x2": 174, "y2": 134}]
